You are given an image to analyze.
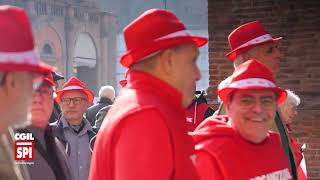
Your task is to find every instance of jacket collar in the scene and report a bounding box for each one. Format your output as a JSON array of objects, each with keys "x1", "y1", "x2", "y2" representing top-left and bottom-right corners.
[
  {"x1": 126, "y1": 70, "x2": 184, "y2": 111},
  {"x1": 98, "y1": 97, "x2": 113, "y2": 104}
]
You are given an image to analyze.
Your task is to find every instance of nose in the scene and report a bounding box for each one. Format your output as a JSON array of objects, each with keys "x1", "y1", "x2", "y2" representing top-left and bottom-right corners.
[
  {"x1": 195, "y1": 66, "x2": 202, "y2": 81},
  {"x1": 251, "y1": 101, "x2": 263, "y2": 113},
  {"x1": 32, "y1": 92, "x2": 42, "y2": 103},
  {"x1": 68, "y1": 100, "x2": 76, "y2": 107}
]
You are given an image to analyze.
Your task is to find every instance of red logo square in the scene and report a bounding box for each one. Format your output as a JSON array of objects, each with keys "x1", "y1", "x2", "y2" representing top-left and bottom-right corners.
[{"x1": 14, "y1": 140, "x2": 34, "y2": 161}]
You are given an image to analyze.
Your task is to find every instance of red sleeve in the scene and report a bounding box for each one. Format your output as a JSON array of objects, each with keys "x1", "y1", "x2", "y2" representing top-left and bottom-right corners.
[
  {"x1": 195, "y1": 150, "x2": 225, "y2": 180},
  {"x1": 114, "y1": 109, "x2": 173, "y2": 180},
  {"x1": 291, "y1": 138, "x2": 303, "y2": 166}
]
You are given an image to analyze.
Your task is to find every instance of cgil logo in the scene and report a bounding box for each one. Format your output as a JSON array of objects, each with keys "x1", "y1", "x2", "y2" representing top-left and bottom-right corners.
[
  {"x1": 14, "y1": 133, "x2": 35, "y2": 161},
  {"x1": 14, "y1": 133, "x2": 35, "y2": 141}
]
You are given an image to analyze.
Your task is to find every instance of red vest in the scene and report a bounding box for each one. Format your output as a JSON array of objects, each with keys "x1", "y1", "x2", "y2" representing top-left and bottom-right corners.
[{"x1": 90, "y1": 70, "x2": 198, "y2": 180}]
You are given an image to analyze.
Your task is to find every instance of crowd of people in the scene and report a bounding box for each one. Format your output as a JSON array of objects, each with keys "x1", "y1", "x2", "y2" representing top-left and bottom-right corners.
[{"x1": 0, "y1": 5, "x2": 307, "y2": 180}]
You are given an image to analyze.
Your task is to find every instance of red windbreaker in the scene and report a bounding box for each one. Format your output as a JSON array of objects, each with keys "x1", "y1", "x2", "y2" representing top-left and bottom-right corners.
[
  {"x1": 191, "y1": 115, "x2": 293, "y2": 180},
  {"x1": 89, "y1": 70, "x2": 198, "y2": 180}
]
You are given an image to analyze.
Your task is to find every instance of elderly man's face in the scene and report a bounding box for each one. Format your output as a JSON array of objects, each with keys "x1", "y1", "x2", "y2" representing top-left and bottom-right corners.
[
  {"x1": 250, "y1": 42, "x2": 281, "y2": 74},
  {"x1": 31, "y1": 83, "x2": 54, "y2": 128},
  {"x1": 169, "y1": 43, "x2": 201, "y2": 108},
  {"x1": 60, "y1": 90, "x2": 89, "y2": 125},
  {"x1": 226, "y1": 89, "x2": 277, "y2": 143}
]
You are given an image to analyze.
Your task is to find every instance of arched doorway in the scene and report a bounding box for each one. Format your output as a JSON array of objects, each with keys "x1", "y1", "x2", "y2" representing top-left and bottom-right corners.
[{"x1": 73, "y1": 33, "x2": 98, "y2": 94}]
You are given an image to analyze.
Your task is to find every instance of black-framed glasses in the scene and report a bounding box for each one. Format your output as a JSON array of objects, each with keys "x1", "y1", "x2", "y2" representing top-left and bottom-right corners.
[{"x1": 61, "y1": 97, "x2": 87, "y2": 105}]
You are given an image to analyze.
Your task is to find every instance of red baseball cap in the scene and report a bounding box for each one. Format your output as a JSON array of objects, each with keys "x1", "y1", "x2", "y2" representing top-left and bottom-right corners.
[
  {"x1": 120, "y1": 9, "x2": 208, "y2": 68},
  {"x1": 0, "y1": 5, "x2": 52, "y2": 74},
  {"x1": 226, "y1": 21, "x2": 282, "y2": 61},
  {"x1": 218, "y1": 59, "x2": 287, "y2": 104}
]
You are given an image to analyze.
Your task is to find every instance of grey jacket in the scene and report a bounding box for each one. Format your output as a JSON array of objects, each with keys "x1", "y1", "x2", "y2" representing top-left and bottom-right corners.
[
  {"x1": 16, "y1": 126, "x2": 74, "y2": 180},
  {"x1": 0, "y1": 127, "x2": 31, "y2": 180}
]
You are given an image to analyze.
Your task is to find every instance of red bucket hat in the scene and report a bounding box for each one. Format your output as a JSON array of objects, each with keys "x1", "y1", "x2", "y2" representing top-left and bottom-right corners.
[
  {"x1": 56, "y1": 77, "x2": 94, "y2": 104},
  {"x1": 120, "y1": 9, "x2": 208, "y2": 68},
  {"x1": 0, "y1": 5, "x2": 52, "y2": 74},
  {"x1": 226, "y1": 21, "x2": 282, "y2": 61},
  {"x1": 218, "y1": 59, "x2": 287, "y2": 104}
]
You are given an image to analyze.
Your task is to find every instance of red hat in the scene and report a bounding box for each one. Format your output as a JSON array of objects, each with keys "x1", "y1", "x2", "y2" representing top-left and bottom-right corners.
[
  {"x1": 56, "y1": 77, "x2": 94, "y2": 104},
  {"x1": 120, "y1": 9, "x2": 208, "y2": 68},
  {"x1": 42, "y1": 72, "x2": 55, "y2": 86},
  {"x1": 119, "y1": 79, "x2": 127, "y2": 87},
  {"x1": 226, "y1": 21, "x2": 282, "y2": 61},
  {"x1": 0, "y1": 5, "x2": 52, "y2": 74},
  {"x1": 218, "y1": 59, "x2": 287, "y2": 104}
]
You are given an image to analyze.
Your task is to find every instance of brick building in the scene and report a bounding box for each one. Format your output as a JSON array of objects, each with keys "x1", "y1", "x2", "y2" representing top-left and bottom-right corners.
[
  {"x1": 207, "y1": 0, "x2": 320, "y2": 179},
  {"x1": 1, "y1": 0, "x2": 117, "y2": 94}
]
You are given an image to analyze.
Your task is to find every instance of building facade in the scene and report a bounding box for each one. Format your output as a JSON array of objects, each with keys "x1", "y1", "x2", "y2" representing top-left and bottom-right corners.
[{"x1": 1, "y1": 0, "x2": 117, "y2": 95}]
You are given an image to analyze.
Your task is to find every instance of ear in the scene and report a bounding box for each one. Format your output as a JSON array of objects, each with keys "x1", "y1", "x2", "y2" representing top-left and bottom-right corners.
[
  {"x1": 158, "y1": 49, "x2": 176, "y2": 75},
  {"x1": 2, "y1": 72, "x2": 16, "y2": 94}
]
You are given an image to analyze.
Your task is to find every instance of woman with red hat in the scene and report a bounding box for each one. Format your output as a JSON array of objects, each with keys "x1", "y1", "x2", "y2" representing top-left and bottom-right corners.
[
  {"x1": 191, "y1": 60, "x2": 293, "y2": 180},
  {"x1": 90, "y1": 8, "x2": 207, "y2": 180}
]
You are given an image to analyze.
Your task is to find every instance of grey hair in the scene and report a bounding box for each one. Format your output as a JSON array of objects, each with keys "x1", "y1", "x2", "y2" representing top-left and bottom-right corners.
[
  {"x1": 99, "y1": 85, "x2": 115, "y2": 101},
  {"x1": 233, "y1": 55, "x2": 246, "y2": 68},
  {"x1": 233, "y1": 46, "x2": 259, "y2": 68},
  {"x1": 285, "y1": 89, "x2": 301, "y2": 106}
]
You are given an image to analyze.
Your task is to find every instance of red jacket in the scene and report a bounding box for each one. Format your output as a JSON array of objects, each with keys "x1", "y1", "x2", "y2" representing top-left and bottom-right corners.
[
  {"x1": 191, "y1": 115, "x2": 293, "y2": 180},
  {"x1": 89, "y1": 70, "x2": 198, "y2": 180}
]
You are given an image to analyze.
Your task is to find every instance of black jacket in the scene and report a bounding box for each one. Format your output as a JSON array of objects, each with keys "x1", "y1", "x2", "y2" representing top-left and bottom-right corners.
[{"x1": 85, "y1": 97, "x2": 113, "y2": 126}]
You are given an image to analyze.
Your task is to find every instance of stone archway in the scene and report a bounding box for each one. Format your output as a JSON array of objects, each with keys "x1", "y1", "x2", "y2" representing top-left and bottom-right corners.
[
  {"x1": 73, "y1": 32, "x2": 98, "y2": 94},
  {"x1": 35, "y1": 26, "x2": 63, "y2": 71}
]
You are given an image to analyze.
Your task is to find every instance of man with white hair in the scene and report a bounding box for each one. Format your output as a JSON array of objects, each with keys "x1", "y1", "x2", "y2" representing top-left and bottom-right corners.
[{"x1": 85, "y1": 85, "x2": 115, "y2": 126}]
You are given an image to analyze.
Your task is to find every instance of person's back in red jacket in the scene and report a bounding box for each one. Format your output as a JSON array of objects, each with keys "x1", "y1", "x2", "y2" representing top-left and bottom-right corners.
[{"x1": 89, "y1": 9, "x2": 208, "y2": 180}]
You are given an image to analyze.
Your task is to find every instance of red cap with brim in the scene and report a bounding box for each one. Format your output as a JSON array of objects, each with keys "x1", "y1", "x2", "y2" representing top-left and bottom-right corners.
[
  {"x1": 218, "y1": 59, "x2": 287, "y2": 105},
  {"x1": 55, "y1": 77, "x2": 94, "y2": 104},
  {"x1": 218, "y1": 86, "x2": 287, "y2": 105},
  {"x1": 226, "y1": 37, "x2": 282, "y2": 61},
  {"x1": 120, "y1": 36, "x2": 207, "y2": 67},
  {"x1": 120, "y1": 9, "x2": 208, "y2": 68},
  {"x1": 0, "y1": 6, "x2": 53, "y2": 75}
]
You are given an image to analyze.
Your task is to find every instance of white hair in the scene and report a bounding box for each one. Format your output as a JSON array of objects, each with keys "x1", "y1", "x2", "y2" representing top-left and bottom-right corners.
[
  {"x1": 285, "y1": 89, "x2": 300, "y2": 106},
  {"x1": 233, "y1": 46, "x2": 259, "y2": 68},
  {"x1": 217, "y1": 76, "x2": 232, "y2": 103},
  {"x1": 99, "y1": 85, "x2": 115, "y2": 101},
  {"x1": 233, "y1": 55, "x2": 245, "y2": 68}
]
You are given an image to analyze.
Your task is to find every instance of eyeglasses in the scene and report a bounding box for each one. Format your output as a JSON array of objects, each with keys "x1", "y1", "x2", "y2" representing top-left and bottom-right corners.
[
  {"x1": 34, "y1": 89, "x2": 54, "y2": 98},
  {"x1": 61, "y1": 97, "x2": 87, "y2": 105},
  {"x1": 238, "y1": 96, "x2": 276, "y2": 110}
]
